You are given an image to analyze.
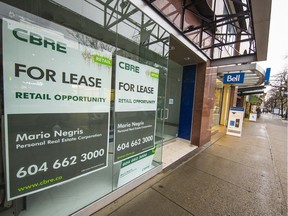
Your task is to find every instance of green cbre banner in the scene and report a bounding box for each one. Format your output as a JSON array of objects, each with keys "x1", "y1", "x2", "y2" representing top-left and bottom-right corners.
[
  {"x1": 3, "y1": 18, "x2": 112, "y2": 200},
  {"x1": 117, "y1": 147, "x2": 156, "y2": 187}
]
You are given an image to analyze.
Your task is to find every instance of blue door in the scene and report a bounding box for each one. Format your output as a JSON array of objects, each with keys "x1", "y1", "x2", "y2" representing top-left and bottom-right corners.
[{"x1": 178, "y1": 65, "x2": 196, "y2": 140}]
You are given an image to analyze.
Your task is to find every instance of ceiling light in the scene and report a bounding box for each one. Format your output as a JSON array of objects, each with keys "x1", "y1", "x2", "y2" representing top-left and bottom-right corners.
[{"x1": 169, "y1": 46, "x2": 175, "y2": 50}]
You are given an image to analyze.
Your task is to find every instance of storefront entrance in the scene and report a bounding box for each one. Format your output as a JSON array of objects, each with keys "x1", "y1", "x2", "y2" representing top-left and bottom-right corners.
[
  {"x1": 162, "y1": 60, "x2": 183, "y2": 142},
  {"x1": 162, "y1": 61, "x2": 197, "y2": 142}
]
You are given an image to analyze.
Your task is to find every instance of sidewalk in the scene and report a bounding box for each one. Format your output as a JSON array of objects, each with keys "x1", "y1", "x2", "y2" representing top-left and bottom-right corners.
[{"x1": 92, "y1": 113, "x2": 287, "y2": 216}]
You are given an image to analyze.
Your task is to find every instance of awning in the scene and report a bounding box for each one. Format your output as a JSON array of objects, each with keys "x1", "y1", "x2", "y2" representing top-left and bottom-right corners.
[
  {"x1": 217, "y1": 63, "x2": 265, "y2": 87},
  {"x1": 238, "y1": 86, "x2": 265, "y2": 96},
  {"x1": 249, "y1": 95, "x2": 262, "y2": 104}
]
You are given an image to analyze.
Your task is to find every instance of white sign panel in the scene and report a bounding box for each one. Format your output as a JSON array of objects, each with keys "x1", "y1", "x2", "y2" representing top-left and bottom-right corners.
[
  {"x1": 3, "y1": 18, "x2": 112, "y2": 113},
  {"x1": 115, "y1": 56, "x2": 159, "y2": 112},
  {"x1": 249, "y1": 113, "x2": 257, "y2": 121},
  {"x1": 226, "y1": 107, "x2": 244, "y2": 137},
  {"x1": 3, "y1": 18, "x2": 112, "y2": 200}
]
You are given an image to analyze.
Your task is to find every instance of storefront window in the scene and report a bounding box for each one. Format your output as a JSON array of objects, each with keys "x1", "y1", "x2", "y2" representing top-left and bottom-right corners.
[
  {"x1": 212, "y1": 79, "x2": 223, "y2": 127},
  {"x1": 0, "y1": 1, "x2": 169, "y2": 215}
]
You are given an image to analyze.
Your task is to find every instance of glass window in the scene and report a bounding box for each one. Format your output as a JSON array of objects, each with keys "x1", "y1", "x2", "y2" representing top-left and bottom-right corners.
[
  {"x1": 0, "y1": 1, "x2": 169, "y2": 215},
  {"x1": 212, "y1": 79, "x2": 223, "y2": 127}
]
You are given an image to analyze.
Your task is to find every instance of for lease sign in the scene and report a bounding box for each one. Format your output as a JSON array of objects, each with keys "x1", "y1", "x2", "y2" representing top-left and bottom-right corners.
[
  {"x1": 3, "y1": 18, "x2": 112, "y2": 200},
  {"x1": 114, "y1": 56, "x2": 159, "y2": 163}
]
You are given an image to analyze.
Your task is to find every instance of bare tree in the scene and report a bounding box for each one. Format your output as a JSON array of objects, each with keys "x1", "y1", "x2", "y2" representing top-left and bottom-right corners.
[{"x1": 266, "y1": 68, "x2": 288, "y2": 118}]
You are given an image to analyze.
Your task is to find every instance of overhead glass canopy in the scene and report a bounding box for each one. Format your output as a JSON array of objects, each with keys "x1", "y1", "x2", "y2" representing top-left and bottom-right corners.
[
  {"x1": 217, "y1": 63, "x2": 265, "y2": 86},
  {"x1": 144, "y1": 0, "x2": 271, "y2": 65}
]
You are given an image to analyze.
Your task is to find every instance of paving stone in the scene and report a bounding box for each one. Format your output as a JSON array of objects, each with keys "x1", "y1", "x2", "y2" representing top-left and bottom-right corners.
[
  {"x1": 214, "y1": 140, "x2": 272, "y2": 158},
  {"x1": 205, "y1": 143, "x2": 275, "y2": 172},
  {"x1": 185, "y1": 152, "x2": 279, "y2": 199},
  {"x1": 153, "y1": 165, "x2": 282, "y2": 216},
  {"x1": 109, "y1": 188, "x2": 193, "y2": 216},
  {"x1": 216, "y1": 135, "x2": 270, "y2": 150}
]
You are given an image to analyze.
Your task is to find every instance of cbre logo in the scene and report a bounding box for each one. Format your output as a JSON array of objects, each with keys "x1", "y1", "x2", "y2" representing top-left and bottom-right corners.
[
  {"x1": 223, "y1": 73, "x2": 245, "y2": 84},
  {"x1": 12, "y1": 28, "x2": 67, "y2": 54}
]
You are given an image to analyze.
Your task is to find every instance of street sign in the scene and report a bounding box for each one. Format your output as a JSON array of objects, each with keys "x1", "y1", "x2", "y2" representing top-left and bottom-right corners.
[{"x1": 265, "y1": 68, "x2": 271, "y2": 85}]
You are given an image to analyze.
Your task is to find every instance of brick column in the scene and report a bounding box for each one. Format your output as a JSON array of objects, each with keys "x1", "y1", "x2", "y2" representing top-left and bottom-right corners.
[{"x1": 191, "y1": 63, "x2": 217, "y2": 146}]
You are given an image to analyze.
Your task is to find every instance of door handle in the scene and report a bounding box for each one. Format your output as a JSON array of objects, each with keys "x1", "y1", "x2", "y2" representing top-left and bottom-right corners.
[
  {"x1": 164, "y1": 108, "x2": 169, "y2": 120},
  {"x1": 160, "y1": 108, "x2": 164, "y2": 120}
]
